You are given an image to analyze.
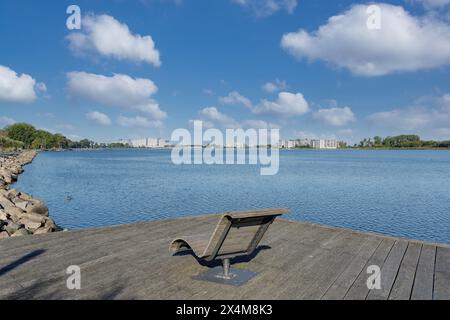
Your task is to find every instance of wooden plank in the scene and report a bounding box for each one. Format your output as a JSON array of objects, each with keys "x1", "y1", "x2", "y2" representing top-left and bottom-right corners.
[
  {"x1": 237, "y1": 224, "x2": 342, "y2": 299},
  {"x1": 322, "y1": 237, "x2": 383, "y2": 300},
  {"x1": 273, "y1": 229, "x2": 361, "y2": 299},
  {"x1": 344, "y1": 238, "x2": 395, "y2": 300},
  {"x1": 411, "y1": 244, "x2": 436, "y2": 300},
  {"x1": 388, "y1": 242, "x2": 421, "y2": 300},
  {"x1": 298, "y1": 232, "x2": 373, "y2": 299},
  {"x1": 366, "y1": 240, "x2": 408, "y2": 300},
  {"x1": 434, "y1": 246, "x2": 450, "y2": 300}
]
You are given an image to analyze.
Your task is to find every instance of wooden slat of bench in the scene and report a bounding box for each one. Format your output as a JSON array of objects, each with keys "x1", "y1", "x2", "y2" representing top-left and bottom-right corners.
[
  {"x1": 226, "y1": 208, "x2": 288, "y2": 219},
  {"x1": 173, "y1": 234, "x2": 211, "y2": 257}
]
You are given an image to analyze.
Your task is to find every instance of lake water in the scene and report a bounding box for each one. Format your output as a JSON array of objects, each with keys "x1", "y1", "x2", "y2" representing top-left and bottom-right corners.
[{"x1": 13, "y1": 149, "x2": 450, "y2": 244}]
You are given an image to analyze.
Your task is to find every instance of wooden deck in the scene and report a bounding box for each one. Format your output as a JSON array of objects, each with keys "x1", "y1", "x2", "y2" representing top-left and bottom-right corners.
[{"x1": 0, "y1": 215, "x2": 449, "y2": 300}]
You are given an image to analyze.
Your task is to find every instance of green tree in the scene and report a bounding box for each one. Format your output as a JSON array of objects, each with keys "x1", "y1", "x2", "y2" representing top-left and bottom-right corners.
[
  {"x1": 32, "y1": 129, "x2": 53, "y2": 149},
  {"x1": 5, "y1": 123, "x2": 36, "y2": 148},
  {"x1": 0, "y1": 136, "x2": 25, "y2": 150},
  {"x1": 373, "y1": 136, "x2": 383, "y2": 146}
]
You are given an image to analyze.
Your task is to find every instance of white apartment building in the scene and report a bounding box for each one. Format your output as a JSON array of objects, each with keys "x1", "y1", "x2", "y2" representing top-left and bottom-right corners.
[
  {"x1": 287, "y1": 140, "x2": 297, "y2": 149},
  {"x1": 130, "y1": 138, "x2": 147, "y2": 148},
  {"x1": 130, "y1": 138, "x2": 167, "y2": 148},
  {"x1": 311, "y1": 139, "x2": 338, "y2": 149},
  {"x1": 157, "y1": 138, "x2": 167, "y2": 147},
  {"x1": 298, "y1": 139, "x2": 311, "y2": 147},
  {"x1": 278, "y1": 140, "x2": 287, "y2": 148}
]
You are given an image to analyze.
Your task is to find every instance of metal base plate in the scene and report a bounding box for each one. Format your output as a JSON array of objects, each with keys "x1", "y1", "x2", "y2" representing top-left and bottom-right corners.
[{"x1": 193, "y1": 267, "x2": 257, "y2": 286}]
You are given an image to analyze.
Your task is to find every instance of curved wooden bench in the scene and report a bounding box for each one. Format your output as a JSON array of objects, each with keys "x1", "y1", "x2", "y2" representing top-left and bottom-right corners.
[{"x1": 169, "y1": 208, "x2": 289, "y2": 283}]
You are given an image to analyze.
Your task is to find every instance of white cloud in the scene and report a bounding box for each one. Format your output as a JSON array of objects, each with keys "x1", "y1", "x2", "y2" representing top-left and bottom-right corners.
[
  {"x1": 86, "y1": 111, "x2": 111, "y2": 125},
  {"x1": 189, "y1": 119, "x2": 215, "y2": 129},
  {"x1": 195, "y1": 107, "x2": 280, "y2": 130},
  {"x1": 253, "y1": 92, "x2": 309, "y2": 116},
  {"x1": 313, "y1": 106, "x2": 356, "y2": 126},
  {"x1": 232, "y1": 0, "x2": 297, "y2": 16},
  {"x1": 281, "y1": 3, "x2": 450, "y2": 76},
  {"x1": 219, "y1": 91, "x2": 253, "y2": 109},
  {"x1": 67, "y1": 71, "x2": 166, "y2": 120},
  {"x1": 368, "y1": 93, "x2": 450, "y2": 137},
  {"x1": 294, "y1": 130, "x2": 337, "y2": 140},
  {"x1": 337, "y1": 128, "x2": 354, "y2": 135},
  {"x1": 368, "y1": 107, "x2": 432, "y2": 130},
  {"x1": 202, "y1": 89, "x2": 214, "y2": 96},
  {"x1": 199, "y1": 106, "x2": 241, "y2": 128},
  {"x1": 242, "y1": 119, "x2": 279, "y2": 129},
  {"x1": 262, "y1": 79, "x2": 287, "y2": 93},
  {"x1": 0, "y1": 116, "x2": 16, "y2": 126},
  {"x1": 411, "y1": 0, "x2": 450, "y2": 9},
  {"x1": 0, "y1": 65, "x2": 44, "y2": 103},
  {"x1": 117, "y1": 115, "x2": 163, "y2": 128},
  {"x1": 35, "y1": 82, "x2": 47, "y2": 93},
  {"x1": 218, "y1": 90, "x2": 309, "y2": 117},
  {"x1": 195, "y1": 106, "x2": 281, "y2": 130},
  {"x1": 67, "y1": 14, "x2": 161, "y2": 66}
]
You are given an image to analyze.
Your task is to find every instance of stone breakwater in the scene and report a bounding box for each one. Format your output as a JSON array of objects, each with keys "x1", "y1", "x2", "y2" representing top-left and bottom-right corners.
[{"x1": 0, "y1": 151, "x2": 59, "y2": 239}]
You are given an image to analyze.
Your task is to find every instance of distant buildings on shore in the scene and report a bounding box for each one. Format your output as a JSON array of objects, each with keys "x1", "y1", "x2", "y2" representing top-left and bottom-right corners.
[
  {"x1": 279, "y1": 139, "x2": 340, "y2": 149},
  {"x1": 117, "y1": 137, "x2": 342, "y2": 149},
  {"x1": 311, "y1": 139, "x2": 339, "y2": 149},
  {"x1": 118, "y1": 138, "x2": 167, "y2": 148}
]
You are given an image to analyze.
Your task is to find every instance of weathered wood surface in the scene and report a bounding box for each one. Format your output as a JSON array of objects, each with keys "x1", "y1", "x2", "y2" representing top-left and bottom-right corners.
[{"x1": 0, "y1": 215, "x2": 449, "y2": 300}]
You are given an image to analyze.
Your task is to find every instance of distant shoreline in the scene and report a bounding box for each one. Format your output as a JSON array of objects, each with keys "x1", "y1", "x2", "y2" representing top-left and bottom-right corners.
[{"x1": 35, "y1": 146, "x2": 450, "y2": 152}]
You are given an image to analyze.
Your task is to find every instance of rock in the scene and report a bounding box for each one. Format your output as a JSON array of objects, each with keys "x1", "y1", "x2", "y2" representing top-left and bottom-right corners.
[
  {"x1": 21, "y1": 212, "x2": 45, "y2": 224},
  {"x1": 13, "y1": 199, "x2": 28, "y2": 211},
  {"x1": 7, "y1": 212, "x2": 21, "y2": 223},
  {"x1": 4, "y1": 189, "x2": 19, "y2": 200},
  {"x1": 4, "y1": 206, "x2": 25, "y2": 218},
  {"x1": 0, "y1": 195, "x2": 14, "y2": 209},
  {"x1": 0, "y1": 231, "x2": 9, "y2": 239},
  {"x1": 11, "y1": 228, "x2": 30, "y2": 237},
  {"x1": 3, "y1": 221, "x2": 23, "y2": 235},
  {"x1": 25, "y1": 200, "x2": 49, "y2": 217},
  {"x1": 0, "y1": 219, "x2": 5, "y2": 228},
  {"x1": 34, "y1": 225, "x2": 53, "y2": 234},
  {"x1": 20, "y1": 218, "x2": 42, "y2": 232},
  {"x1": 43, "y1": 217, "x2": 56, "y2": 229},
  {"x1": 0, "y1": 171, "x2": 12, "y2": 184},
  {"x1": 0, "y1": 210, "x2": 7, "y2": 220},
  {"x1": 18, "y1": 192, "x2": 33, "y2": 201}
]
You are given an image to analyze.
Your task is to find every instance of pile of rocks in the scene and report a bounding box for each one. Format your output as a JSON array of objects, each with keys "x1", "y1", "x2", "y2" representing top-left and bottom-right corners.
[{"x1": 0, "y1": 151, "x2": 59, "y2": 239}]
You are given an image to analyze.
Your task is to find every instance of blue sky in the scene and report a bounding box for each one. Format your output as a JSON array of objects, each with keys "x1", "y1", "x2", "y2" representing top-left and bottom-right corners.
[{"x1": 1, "y1": 0, "x2": 450, "y2": 144}]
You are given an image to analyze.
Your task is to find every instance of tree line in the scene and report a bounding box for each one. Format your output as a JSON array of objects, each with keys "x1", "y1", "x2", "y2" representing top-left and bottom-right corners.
[
  {"x1": 0, "y1": 123, "x2": 130, "y2": 151},
  {"x1": 356, "y1": 135, "x2": 450, "y2": 149}
]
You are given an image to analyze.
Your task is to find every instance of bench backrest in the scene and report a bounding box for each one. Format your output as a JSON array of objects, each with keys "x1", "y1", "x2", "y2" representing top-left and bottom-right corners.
[{"x1": 203, "y1": 208, "x2": 288, "y2": 261}]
